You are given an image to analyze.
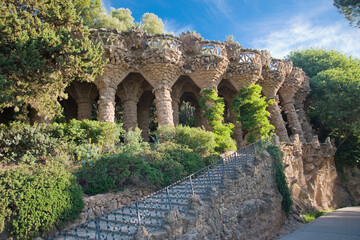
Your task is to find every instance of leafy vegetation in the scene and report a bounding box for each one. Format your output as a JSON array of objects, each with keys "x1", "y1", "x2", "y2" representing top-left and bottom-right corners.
[
  {"x1": 77, "y1": 153, "x2": 161, "y2": 195},
  {"x1": 0, "y1": 0, "x2": 106, "y2": 119},
  {"x1": 81, "y1": 4, "x2": 165, "y2": 34},
  {"x1": 289, "y1": 49, "x2": 360, "y2": 167},
  {"x1": 233, "y1": 84, "x2": 275, "y2": 144},
  {"x1": 0, "y1": 164, "x2": 83, "y2": 240},
  {"x1": 199, "y1": 89, "x2": 236, "y2": 152},
  {"x1": 334, "y1": 0, "x2": 360, "y2": 28},
  {"x1": 0, "y1": 120, "x2": 123, "y2": 165},
  {"x1": 302, "y1": 210, "x2": 332, "y2": 223},
  {"x1": 267, "y1": 145, "x2": 293, "y2": 218}
]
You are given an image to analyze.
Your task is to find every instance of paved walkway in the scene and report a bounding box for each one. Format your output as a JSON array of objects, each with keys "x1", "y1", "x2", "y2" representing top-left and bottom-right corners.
[{"x1": 280, "y1": 207, "x2": 360, "y2": 240}]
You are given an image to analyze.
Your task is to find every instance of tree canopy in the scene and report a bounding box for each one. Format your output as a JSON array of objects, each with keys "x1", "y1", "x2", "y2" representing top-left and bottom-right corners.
[
  {"x1": 0, "y1": 0, "x2": 106, "y2": 119},
  {"x1": 81, "y1": 5, "x2": 165, "y2": 34},
  {"x1": 289, "y1": 49, "x2": 360, "y2": 167},
  {"x1": 334, "y1": 0, "x2": 360, "y2": 28}
]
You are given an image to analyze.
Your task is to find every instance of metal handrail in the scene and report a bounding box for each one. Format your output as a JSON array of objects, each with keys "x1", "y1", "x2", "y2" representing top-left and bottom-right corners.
[{"x1": 49, "y1": 135, "x2": 276, "y2": 239}]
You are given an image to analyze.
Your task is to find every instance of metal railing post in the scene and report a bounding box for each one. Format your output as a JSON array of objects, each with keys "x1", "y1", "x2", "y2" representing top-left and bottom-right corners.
[
  {"x1": 207, "y1": 166, "x2": 212, "y2": 186},
  {"x1": 189, "y1": 175, "x2": 195, "y2": 195},
  {"x1": 166, "y1": 187, "x2": 172, "y2": 210},
  {"x1": 95, "y1": 218, "x2": 101, "y2": 240},
  {"x1": 136, "y1": 202, "x2": 142, "y2": 226}
]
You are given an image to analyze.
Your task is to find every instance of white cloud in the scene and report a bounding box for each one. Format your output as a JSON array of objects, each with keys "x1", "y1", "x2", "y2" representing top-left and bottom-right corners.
[
  {"x1": 205, "y1": 0, "x2": 231, "y2": 18},
  {"x1": 101, "y1": 0, "x2": 111, "y2": 13},
  {"x1": 164, "y1": 19, "x2": 194, "y2": 36},
  {"x1": 252, "y1": 15, "x2": 360, "y2": 59}
]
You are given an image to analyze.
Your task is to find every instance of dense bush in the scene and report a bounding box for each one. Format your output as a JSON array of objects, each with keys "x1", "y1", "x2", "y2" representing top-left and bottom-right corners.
[
  {"x1": 0, "y1": 164, "x2": 84, "y2": 240},
  {"x1": 0, "y1": 120, "x2": 124, "y2": 165},
  {"x1": 157, "y1": 125, "x2": 216, "y2": 157},
  {"x1": 150, "y1": 142, "x2": 205, "y2": 186},
  {"x1": 77, "y1": 153, "x2": 162, "y2": 195},
  {"x1": 0, "y1": 122, "x2": 65, "y2": 164},
  {"x1": 233, "y1": 84, "x2": 275, "y2": 144},
  {"x1": 267, "y1": 145, "x2": 293, "y2": 217},
  {"x1": 50, "y1": 119, "x2": 123, "y2": 146}
]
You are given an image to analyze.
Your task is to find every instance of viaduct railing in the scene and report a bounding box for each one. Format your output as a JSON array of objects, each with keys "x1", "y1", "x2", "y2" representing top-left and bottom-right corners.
[{"x1": 49, "y1": 136, "x2": 276, "y2": 240}]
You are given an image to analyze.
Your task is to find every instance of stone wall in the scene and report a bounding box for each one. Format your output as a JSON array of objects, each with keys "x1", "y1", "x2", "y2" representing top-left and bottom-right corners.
[
  {"x1": 137, "y1": 150, "x2": 285, "y2": 240},
  {"x1": 280, "y1": 135, "x2": 351, "y2": 211},
  {"x1": 62, "y1": 186, "x2": 151, "y2": 231}
]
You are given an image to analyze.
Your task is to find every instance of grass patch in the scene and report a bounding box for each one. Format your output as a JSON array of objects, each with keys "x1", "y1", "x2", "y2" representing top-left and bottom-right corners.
[{"x1": 302, "y1": 210, "x2": 333, "y2": 223}]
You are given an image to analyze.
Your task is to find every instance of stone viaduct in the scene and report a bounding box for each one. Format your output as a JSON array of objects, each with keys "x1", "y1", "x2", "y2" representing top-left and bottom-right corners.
[{"x1": 62, "y1": 29, "x2": 314, "y2": 146}]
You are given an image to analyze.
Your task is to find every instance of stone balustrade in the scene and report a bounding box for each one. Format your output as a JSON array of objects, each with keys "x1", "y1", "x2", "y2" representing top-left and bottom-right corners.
[{"x1": 90, "y1": 29, "x2": 126, "y2": 48}]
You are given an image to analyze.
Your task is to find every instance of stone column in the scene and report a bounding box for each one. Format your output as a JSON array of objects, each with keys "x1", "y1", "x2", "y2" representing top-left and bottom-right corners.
[
  {"x1": 77, "y1": 99, "x2": 92, "y2": 120},
  {"x1": 153, "y1": 85, "x2": 174, "y2": 126},
  {"x1": 282, "y1": 99, "x2": 304, "y2": 141},
  {"x1": 172, "y1": 98, "x2": 180, "y2": 126},
  {"x1": 229, "y1": 104, "x2": 244, "y2": 148},
  {"x1": 122, "y1": 97, "x2": 138, "y2": 131},
  {"x1": 98, "y1": 87, "x2": 116, "y2": 122},
  {"x1": 267, "y1": 96, "x2": 289, "y2": 142},
  {"x1": 138, "y1": 104, "x2": 151, "y2": 141}
]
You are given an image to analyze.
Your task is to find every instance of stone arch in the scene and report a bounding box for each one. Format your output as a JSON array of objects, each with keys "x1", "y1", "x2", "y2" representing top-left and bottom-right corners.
[
  {"x1": 116, "y1": 72, "x2": 152, "y2": 131},
  {"x1": 218, "y1": 79, "x2": 245, "y2": 147},
  {"x1": 64, "y1": 81, "x2": 99, "y2": 121},
  {"x1": 172, "y1": 76, "x2": 201, "y2": 126},
  {"x1": 60, "y1": 94, "x2": 77, "y2": 122},
  {"x1": 138, "y1": 90, "x2": 155, "y2": 141}
]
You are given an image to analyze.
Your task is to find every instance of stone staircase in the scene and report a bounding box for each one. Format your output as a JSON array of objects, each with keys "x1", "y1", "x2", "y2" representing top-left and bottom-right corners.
[{"x1": 49, "y1": 137, "x2": 275, "y2": 240}]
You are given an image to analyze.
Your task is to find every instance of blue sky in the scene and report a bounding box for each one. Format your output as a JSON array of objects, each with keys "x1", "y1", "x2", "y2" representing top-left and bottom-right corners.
[{"x1": 102, "y1": 0, "x2": 360, "y2": 58}]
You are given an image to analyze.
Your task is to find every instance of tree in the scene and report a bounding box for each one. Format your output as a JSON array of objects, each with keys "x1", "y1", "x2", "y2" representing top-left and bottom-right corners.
[
  {"x1": 289, "y1": 49, "x2": 360, "y2": 167},
  {"x1": 334, "y1": 0, "x2": 360, "y2": 28},
  {"x1": 232, "y1": 84, "x2": 275, "y2": 143},
  {"x1": 110, "y1": 8, "x2": 134, "y2": 29},
  {"x1": 0, "y1": 0, "x2": 106, "y2": 119},
  {"x1": 141, "y1": 13, "x2": 165, "y2": 34},
  {"x1": 74, "y1": 0, "x2": 102, "y2": 27}
]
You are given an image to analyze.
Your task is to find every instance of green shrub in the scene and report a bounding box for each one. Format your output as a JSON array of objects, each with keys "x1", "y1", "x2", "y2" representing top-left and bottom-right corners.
[
  {"x1": 50, "y1": 119, "x2": 123, "y2": 146},
  {"x1": 0, "y1": 164, "x2": 84, "y2": 240},
  {"x1": 0, "y1": 122, "x2": 64, "y2": 165},
  {"x1": 149, "y1": 142, "x2": 205, "y2": 186},
  {"x1": 156, "y1": 125, "x2": 216, "y2": 157},
  {"x1": 77, "y1": 153, "x2": 161, "y2": 195},
  {"x1": 204, "y1": 153, "x2": 222, "y2": 165},
  {"x1": 199, "y1": 89, "x2": 236, "y2": 153},
  {"x1": 233, "y1": 84, "x2": 275, "y2": 144},
  {"x1": 302, "y1": 210, "x2": 332, "y2": 223},
  {"x1": 122, "y1": 127, "x2": 150, "y2": 156},
  {"x1": 174, "y1": 125, "x2": 216, "y2": 157},
  {"x1": 267, "y1": 145, "x2": 293, "y2": 217}
]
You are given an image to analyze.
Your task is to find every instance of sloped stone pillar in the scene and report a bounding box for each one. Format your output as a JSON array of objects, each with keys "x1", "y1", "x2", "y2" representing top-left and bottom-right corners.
[
  {"x1": 282, "y1": 99, "x2": 304, "y2": 140},
  {"x1": 294, "y1": 78, "x2": 314, "y2": 142},
  {"x1": 153, "y1": 85, "x2": 174, "y2": 126},
  {"x1": 123, "y1": 98, "x2": 138, "y2": 131},
  {"x1": 279, "y1": 67, "x2": 306, "y2": 142},
  {"x1": 98, "y1": 87, "x2": 116, "y2": 122},
  {"x1": 259, "y1": 59, "x2": 292, "y2": 142},
  {"x1": 77, "y1": 99, "x2": 92, "y2": 120},
  {"x1": 268, "y1": 96, "x2": 289, "y2": 142}
]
